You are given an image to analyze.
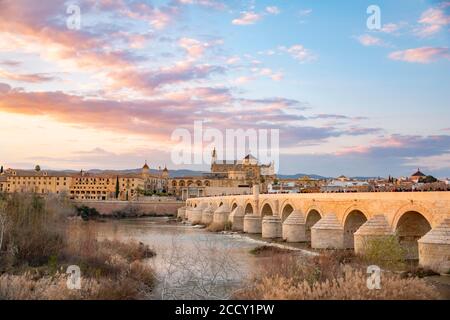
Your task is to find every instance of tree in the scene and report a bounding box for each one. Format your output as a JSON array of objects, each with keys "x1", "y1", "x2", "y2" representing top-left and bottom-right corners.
[
  {"x1": 0, "y1": 165, "x2": 3, "y2": 174},
  {"x1": 0, "y1": 202, "x2": 7, "y2": 251},
  {"x1": 35, "y1": 165, "x2": 41, "y2": 172},
  {"x1": 115, "y1": 176, "x2": 120, "y2": 199},
  {"x1": 419, "y1": 175, "x2": 438, "y2": 184}
]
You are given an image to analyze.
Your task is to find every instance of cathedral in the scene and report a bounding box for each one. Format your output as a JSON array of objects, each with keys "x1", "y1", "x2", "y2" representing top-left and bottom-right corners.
[{"x1": 168, "y1": 148, "x2": 276, "y2": 199}]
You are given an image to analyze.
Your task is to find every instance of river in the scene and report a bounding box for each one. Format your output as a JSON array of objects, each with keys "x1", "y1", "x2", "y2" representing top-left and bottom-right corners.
[{"x1": 92, "y1": 217, "x2": 306, "y2": 300}]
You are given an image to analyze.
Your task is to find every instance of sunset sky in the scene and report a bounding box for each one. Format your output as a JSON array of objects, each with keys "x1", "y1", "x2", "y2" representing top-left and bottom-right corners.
[{"x1": 0, "y1": 0, "x2": 449, "y2": 177}]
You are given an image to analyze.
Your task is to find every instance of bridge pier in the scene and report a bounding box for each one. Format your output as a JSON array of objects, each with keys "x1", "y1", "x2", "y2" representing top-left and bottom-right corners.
[
  {"x1": 189, "y1": 203, "x2": 205, "y2": 224},
  {"x1": 185, "y1": 206, "x2": 194, "y2": 221},
  {"x1": 262, "y1": 215, "x2": 282, "y2": 239},
  {"x1": 354, "y1": 215, "x2": 394, "y2": 255},
  {"x1": 177, "y1": 206, "x2": 186, "y2": 219},
  {"x1": 244, "y1": 215, "x2": 262, "y2": 234},
  {"x1": 213, "y1": 203, "x2": 231, "y2": 227},
  {"x1": 282, "y1": 210, "x2": 306, "y2": 242},
  {"x1": 201, "y1": 204, "x2": 214, "y2": 225},
  {"x1": 311, "y1": 213, "x2": 345, "y2": 249},
  {"x1": 229, "y1": 205, "x2": 245, "y2": 231},
  {"x1": 418, "y1": 218, "x2": 450, "y2": 274}
]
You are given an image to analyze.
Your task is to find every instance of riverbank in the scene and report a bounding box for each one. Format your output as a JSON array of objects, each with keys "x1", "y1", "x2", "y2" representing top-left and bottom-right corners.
[{"x1": 0, "y1": 194, "x2": 157, "y2": 300}]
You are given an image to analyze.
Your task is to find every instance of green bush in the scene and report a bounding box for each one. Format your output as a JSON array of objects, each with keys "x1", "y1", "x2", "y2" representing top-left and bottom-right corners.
[{"x1": 362, "y1": 235, "x2": 405, "y2": 270}]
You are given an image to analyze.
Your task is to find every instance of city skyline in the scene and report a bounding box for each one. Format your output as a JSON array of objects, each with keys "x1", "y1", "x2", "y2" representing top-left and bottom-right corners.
[{"x1": 0, "y1": 0, "x2": 449, "y2": 177}]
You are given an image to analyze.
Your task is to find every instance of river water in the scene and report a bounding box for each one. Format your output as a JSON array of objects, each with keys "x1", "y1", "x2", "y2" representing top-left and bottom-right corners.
[{"x1": 92, "y1": 217, "x2": 298, "y2": 300}]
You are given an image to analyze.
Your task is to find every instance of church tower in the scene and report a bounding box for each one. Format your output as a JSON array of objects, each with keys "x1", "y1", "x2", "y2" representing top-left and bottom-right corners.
[
  {"x1": 142, "y1": 161, "x2": 150, "y2": 177},
  {"x1": 162, "y1": 165, "x2": 169, "y2": 179}
]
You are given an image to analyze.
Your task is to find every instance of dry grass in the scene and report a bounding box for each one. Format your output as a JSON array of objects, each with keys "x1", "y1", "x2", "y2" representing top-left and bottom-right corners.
[
  {"x1": 235, "y1": 251, "x2": 441, "y2": 300},
  {"x1": 0, "y1": 193, "x2": 156, "y2": 300}
]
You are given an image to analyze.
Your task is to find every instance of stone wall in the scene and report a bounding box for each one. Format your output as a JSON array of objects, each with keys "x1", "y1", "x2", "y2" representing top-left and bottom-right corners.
[{"x1": 73, "y1": 200, "x2": 184, "y2": 216}]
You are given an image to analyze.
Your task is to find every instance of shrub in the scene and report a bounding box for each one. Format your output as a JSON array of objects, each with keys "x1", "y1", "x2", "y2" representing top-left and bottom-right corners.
[
  {"x1": 75, "y1": 205, "x2": 100, "y2": 221},
  {"x1": 361, "y1": 235, "x2": 405, "y2": 270},
  {"x1": 1, "y1": 193, "x2": 69, "y2": 267}
]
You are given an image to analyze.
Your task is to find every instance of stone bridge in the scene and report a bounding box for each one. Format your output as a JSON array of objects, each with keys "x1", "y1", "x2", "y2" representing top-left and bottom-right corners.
[{"x1": 179, "y1": 186, "x2": 450, "y2": 273}]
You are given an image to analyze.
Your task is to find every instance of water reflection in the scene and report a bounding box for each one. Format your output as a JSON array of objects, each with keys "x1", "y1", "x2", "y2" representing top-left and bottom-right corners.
[{"x1": 92, "y1": 217, "x2": 265, "y2": 300}]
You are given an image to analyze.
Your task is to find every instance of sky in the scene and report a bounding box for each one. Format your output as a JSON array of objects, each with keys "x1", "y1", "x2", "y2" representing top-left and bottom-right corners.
[{"x1": 0, "y1": 0, "x2": 449, "y2": 177}]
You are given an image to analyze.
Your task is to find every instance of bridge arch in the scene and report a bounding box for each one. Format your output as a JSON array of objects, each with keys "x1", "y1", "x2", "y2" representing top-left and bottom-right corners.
[
  {"x1": 394, "y1": 210, "x2": 432, "y2": 260},
  {"x1": 244, "y1": 202, "x2": 254, "y2": 215},
  {"x1": 281, "y1": 203, "x2": 294, "y2": 222},
  {"x1": 392, "y1": 203, "x2": 434, "y2": 229},
  {"x1": 305, "y1": 207, "x2": 322, "y2": 242},
  {"x1": 343, "y1": 209, "x2": 368, "y2": 249},
  {"x1": 260, "y1": 202, "x2": 274, "y2": 217}
]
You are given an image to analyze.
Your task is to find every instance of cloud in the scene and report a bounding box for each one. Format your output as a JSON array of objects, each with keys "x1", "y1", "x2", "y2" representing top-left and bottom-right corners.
[
  {"x1": 0, "y1": 60, "x2": 21, "y2": 67},
  {"x1": 298, "y1": 9, "x2": 312, "y2": 17},
  {"x1": 380, "y1": 23, "x2": 401, "y2": 34},
  {"x1": 356, "y1": 34, "x2": 386, "y2": 47},
  {"x1": 108, "y1": 62, "x2": 225, "y2": 93},
  {"x1": 0, "y1": 82, "x2": 378, "y2": 150},
  {"x1": 388, "y1": 47, "x2": 450, "y2": 63},
  {"x1": 279, "y1": 45, "x2": 317, "y2": 62},
  {"x1": 0, "y1": 82, "x2": 11, "y2": 93},
  {"x1": 0, "y1": 68, "x2": 56, "y2": 83},
  {"x1": 266, "y1": 6, "x2": 280, "y2": 15},
  {"x1": 175, "y1": 0, "x2": 226, "y2": 10},
  {"x1": 415, "y1": 4, "x2": 450, "y2": 37},
  {"x1": 336, "y1": 134, "x2": 450, "y2": 158},
  {"x1": 178, "y1": 37, "x2": 223, "y2": 60},
  {"x1": 232, "y1": 12, "x2": 262, "y2": 25}
]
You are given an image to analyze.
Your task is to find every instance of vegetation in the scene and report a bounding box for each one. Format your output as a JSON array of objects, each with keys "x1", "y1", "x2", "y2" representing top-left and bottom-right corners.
[
  {"x1": 249, "y1": 245, "x2": 293, "y2": 256},
  {"x1": 115, "y1": 176, "x2": 120, "y2": 199},
  {"x1": 0, "y1": 193, "x2": 156, "y2": 300},
  {"x1": 75, "y1": 205, "x2": 100, "y2": 221},
  {"x1": 235, "y1": 250, "x2": 441, "y2": 300},
  {"x1": 419, "y1": 175, "x2": 438, "y2": 184},
  {"x1": 360, "y1": 235, "x2": 406, "y2": 270}
]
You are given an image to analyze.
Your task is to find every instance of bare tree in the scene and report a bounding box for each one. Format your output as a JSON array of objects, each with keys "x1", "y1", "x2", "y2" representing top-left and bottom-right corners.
[
  {"x1": 152, "y1": 235, "x2": 245, "y2": 300},
  {"x1": 0, "y1": 203, "x2": 7, "y2": 251}
]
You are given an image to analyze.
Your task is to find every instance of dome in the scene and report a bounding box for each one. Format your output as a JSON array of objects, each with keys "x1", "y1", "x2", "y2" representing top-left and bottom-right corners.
[{"x1": 142, "y1": 161, "x2": 150, "y2": 170}]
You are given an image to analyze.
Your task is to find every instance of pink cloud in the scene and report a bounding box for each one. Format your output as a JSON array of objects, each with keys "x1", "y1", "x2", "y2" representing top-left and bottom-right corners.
[
  {"x1": 279, "y1": 45, "x2": 316, "y2": 62},
  {"x1": 0, "y1": 68, "x2": 55, "y2": 83},
  {"x1": 388, "y1": 47, "x2": 450, "y2": 63},
  {"x1": 232, "y1": 12, "x2": 262, "y2": 25},
  {"x1": 416, "y1": 5, "x2": 450, "y2": 37},
  {"x1": 356, "y1": 34, "x2": 385, "y2": 47}
]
